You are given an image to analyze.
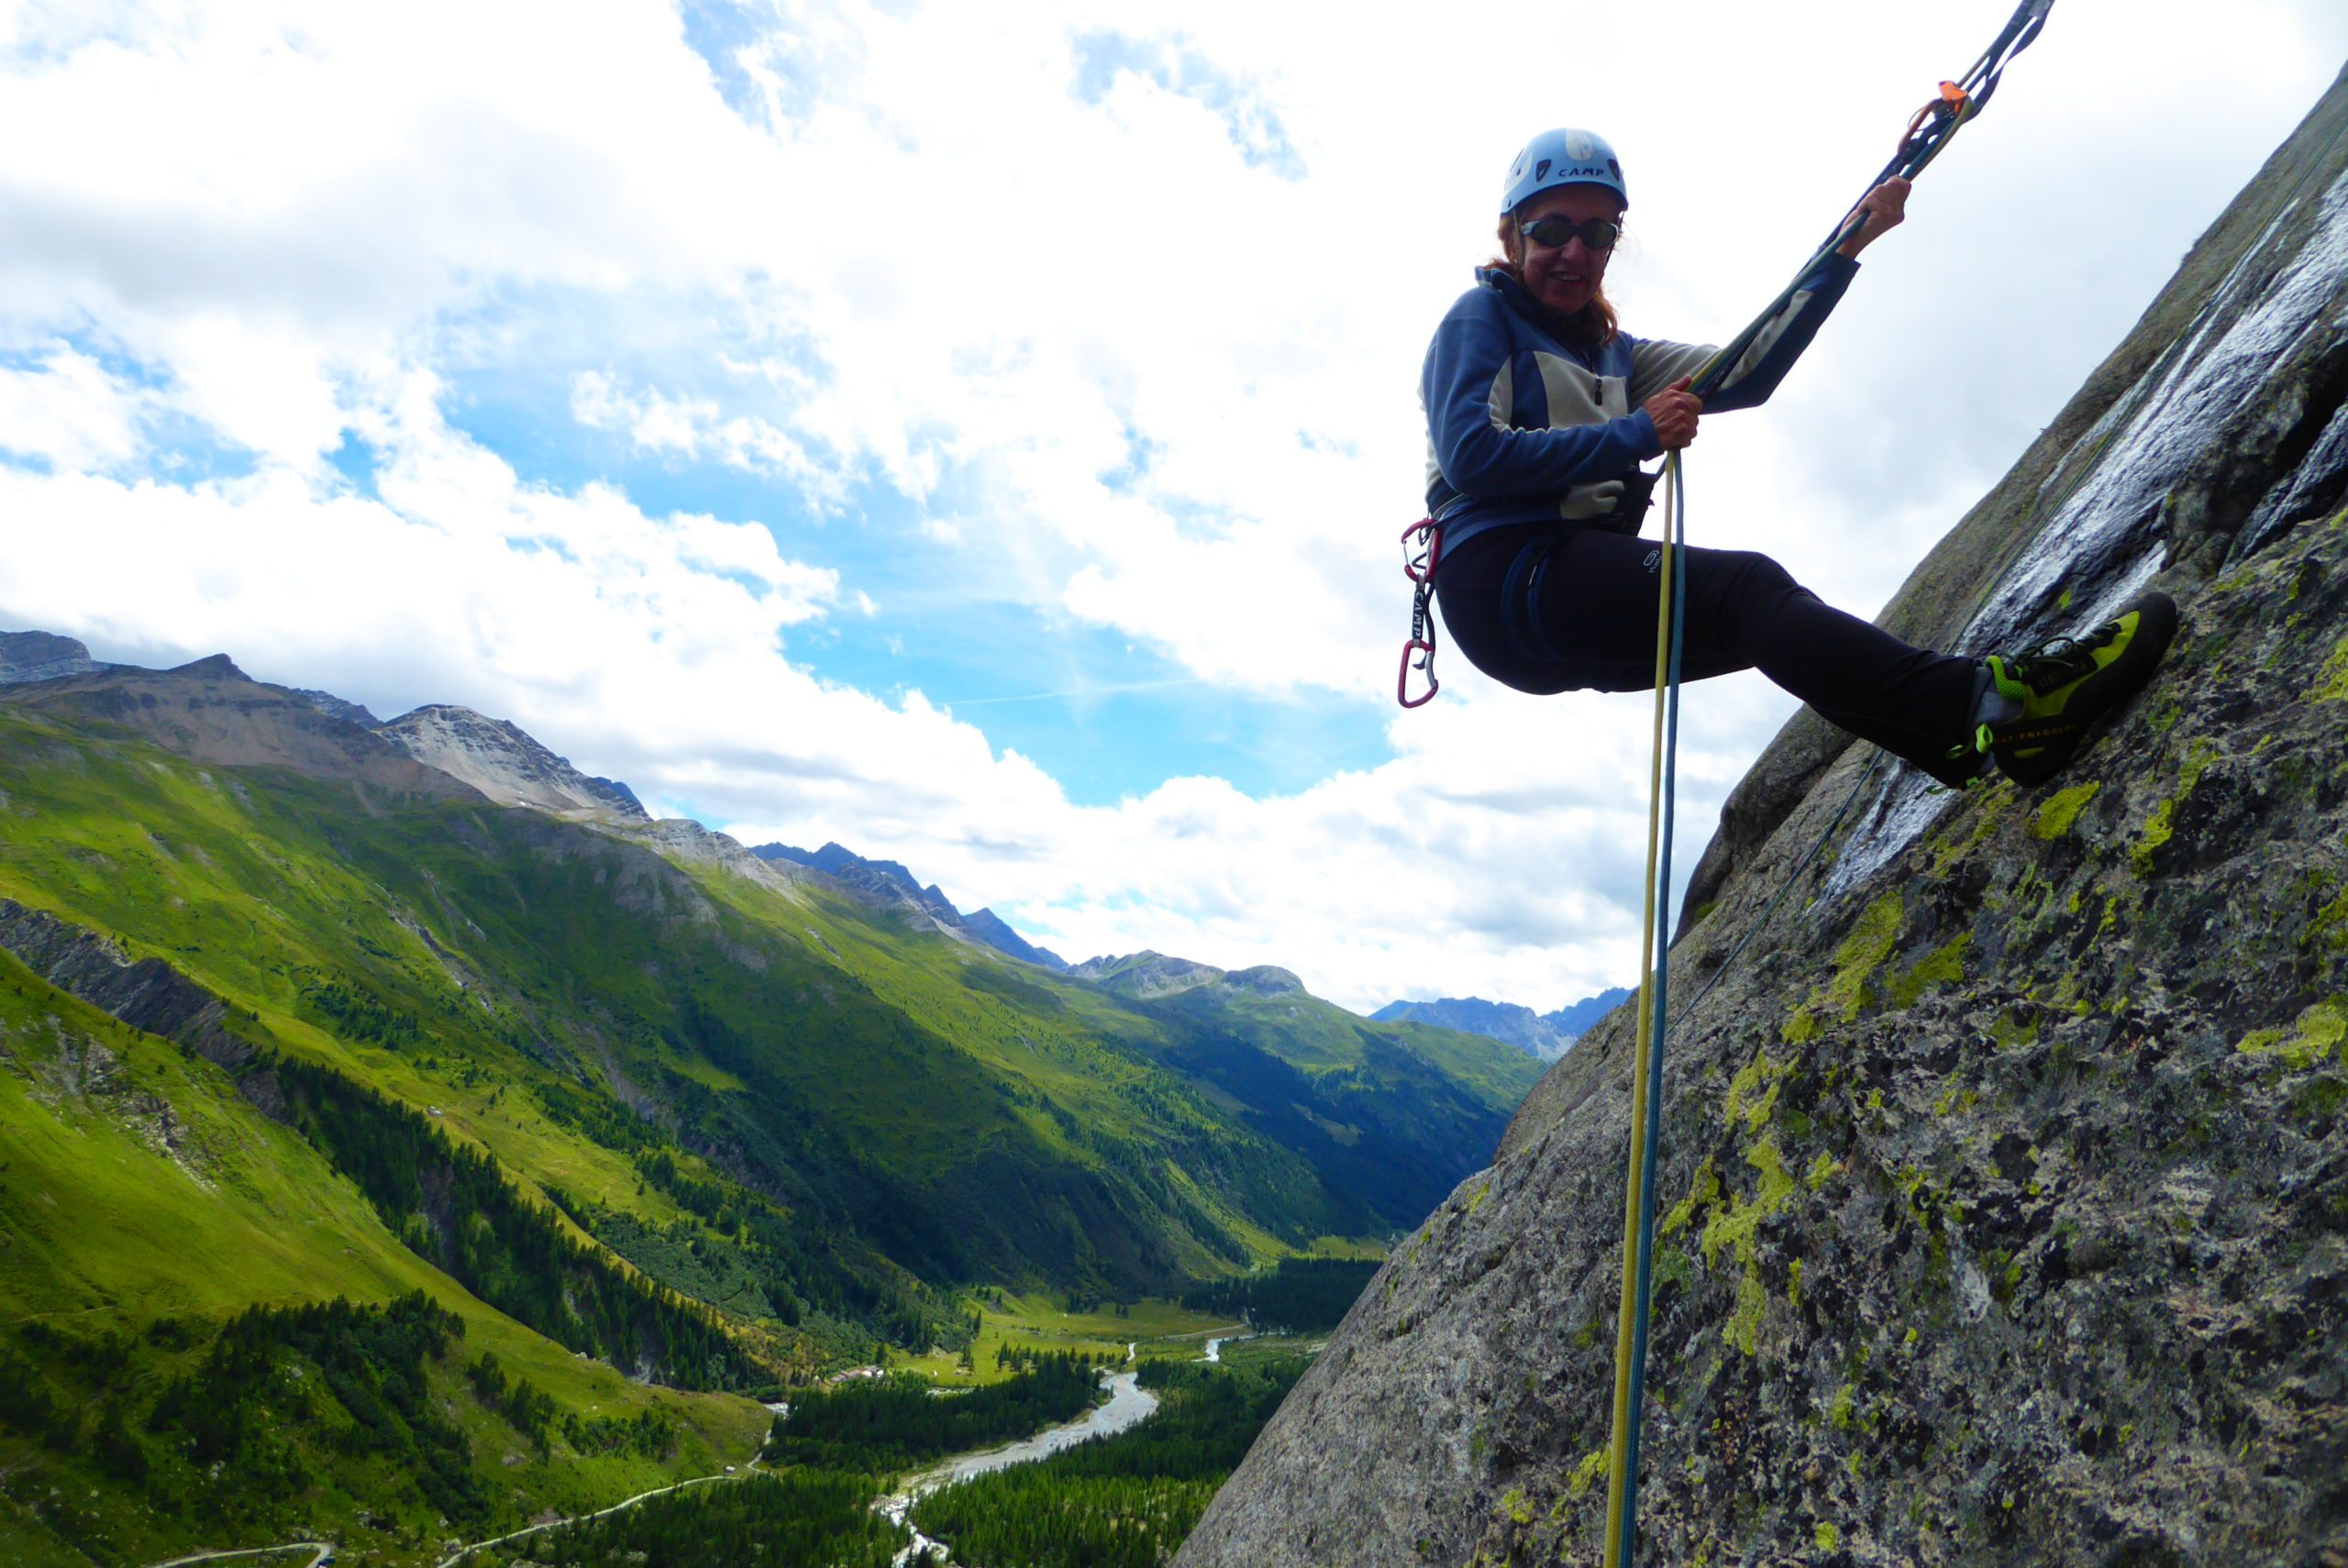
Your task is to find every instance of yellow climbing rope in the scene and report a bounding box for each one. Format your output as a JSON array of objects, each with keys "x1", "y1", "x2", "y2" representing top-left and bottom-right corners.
[
  {"x1": 1593, "y1": 8, "x2": 2053, "y2": 1561},
  {"x1": 1601, "y1": 449, "x2": 1683, "y2": 1568}
]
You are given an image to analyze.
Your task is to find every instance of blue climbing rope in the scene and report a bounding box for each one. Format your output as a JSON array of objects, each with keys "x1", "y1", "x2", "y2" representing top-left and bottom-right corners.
[{"x1": 1597, "y1": 6, "x2": 2057, "y2": 1563}]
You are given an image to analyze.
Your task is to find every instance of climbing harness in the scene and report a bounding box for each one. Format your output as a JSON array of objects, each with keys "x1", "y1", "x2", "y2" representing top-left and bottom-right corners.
[{"x1": 1596, "y1": 5, "x2": 2057, "y2": 1562}]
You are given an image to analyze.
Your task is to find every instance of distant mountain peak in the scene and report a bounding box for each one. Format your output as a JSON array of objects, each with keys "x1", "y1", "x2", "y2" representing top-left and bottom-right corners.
[
  {"x1": 960, "y1": 908, "x2": 1068, "y2": 970},
  {"x1": 1371, "y1": 987, "x2": 1634, "y2": 1062},
  {"x1": 1069, "y1": 951, "x2": 1251, "y2": 1000},
  {"x1": 752, "y1": 841, "x2": 956, "y2": 924},
  {"x1": 1228, "y1": 965, "x2": 1304, "y2": 996},
  {"x1": 747, "y1": 840, "x2": 1068, "y2": 969},
  {"x1": 166, "y1": 653, "x2": 249, "y2": 680},
  {"x1": 376, "y1": 703, "x2": 648, "y2": 821}
]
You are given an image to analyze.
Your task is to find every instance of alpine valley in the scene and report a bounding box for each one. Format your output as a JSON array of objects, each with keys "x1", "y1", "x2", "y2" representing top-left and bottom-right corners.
[{"x1": 0, "y1": 640, "x2": 1540, "y2": 1565}]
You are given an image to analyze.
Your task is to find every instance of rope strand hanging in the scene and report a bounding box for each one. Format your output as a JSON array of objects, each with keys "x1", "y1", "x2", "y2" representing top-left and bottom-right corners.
[{"x1": 1595, "y1": 6, "x2": 2056, "y2": 1563}]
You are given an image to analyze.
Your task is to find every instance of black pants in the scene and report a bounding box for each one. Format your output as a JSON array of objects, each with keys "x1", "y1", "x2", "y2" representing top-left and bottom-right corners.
[{"x1": 1434, "y1": 523, "x2": 1981, "y2": 785}]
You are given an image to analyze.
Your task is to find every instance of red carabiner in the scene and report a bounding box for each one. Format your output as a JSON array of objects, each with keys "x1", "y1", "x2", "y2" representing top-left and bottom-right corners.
[
  {"x1": 1401, "y1": 517, "x2": 1442, "y2": 583},
  {"x1": 1398, "y1": 637, "x2": 1439, "y2": 708}
]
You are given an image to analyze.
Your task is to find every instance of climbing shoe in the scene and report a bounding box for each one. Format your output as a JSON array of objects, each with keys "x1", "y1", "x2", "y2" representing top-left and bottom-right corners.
[{"x1": 1974, "y1": 591, "x2": 2179, "y2": 787}]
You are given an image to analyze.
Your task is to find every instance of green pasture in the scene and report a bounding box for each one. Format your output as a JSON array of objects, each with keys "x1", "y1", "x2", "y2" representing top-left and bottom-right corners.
[{"x1": 890, "y1": 1287, "x2": 1250, "y2": 1387}]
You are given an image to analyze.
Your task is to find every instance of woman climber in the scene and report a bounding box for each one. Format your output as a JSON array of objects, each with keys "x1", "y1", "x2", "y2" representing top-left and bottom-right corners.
[{"x1": 1421, "y1": 127, "x2": 2175, "y2": 788}]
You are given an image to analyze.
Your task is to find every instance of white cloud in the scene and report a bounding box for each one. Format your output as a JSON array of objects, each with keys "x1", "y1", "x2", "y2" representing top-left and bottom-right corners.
[
  {"x1": 570, "y1": 369, "x2": 834, "y2": 499},
  {"x1": 0, "y1": 343, "x2": 150, "y2": 469},
  {"x1": 3, "y1": 0, "x2": 2344, "y2": 1014}
]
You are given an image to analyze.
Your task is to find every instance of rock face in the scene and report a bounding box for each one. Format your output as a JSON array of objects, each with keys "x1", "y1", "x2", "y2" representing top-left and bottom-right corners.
[
  {"x1": 291, "y1": 686, "x2": 383, "y2": 728},
  {"x1": 1179, "y1": 70, "x2": 2348, "y2": 1568},
  {"x1": 377, "y1": 703, "x2": 648, "y2": 820},
  {"x1": 0, "y1": 629, "x2": 108, "y2": 685}
]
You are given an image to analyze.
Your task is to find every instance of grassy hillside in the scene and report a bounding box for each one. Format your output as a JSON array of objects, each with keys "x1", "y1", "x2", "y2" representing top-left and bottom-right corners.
[
  {"x1": 0, "y1": 663, "x2": 1539, "y2": 1559},
  {"x1": 0, "y1": 683, "x2": 1534, "y2": 1303},
  {"x1": 0, "y1": 951, "x2": 768, "y2": 1566}
]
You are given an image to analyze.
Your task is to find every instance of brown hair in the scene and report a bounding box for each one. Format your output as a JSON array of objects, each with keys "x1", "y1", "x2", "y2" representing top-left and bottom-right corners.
[{"x1": 1490, "y1": 213, "x2": 1619, "y2": 352}]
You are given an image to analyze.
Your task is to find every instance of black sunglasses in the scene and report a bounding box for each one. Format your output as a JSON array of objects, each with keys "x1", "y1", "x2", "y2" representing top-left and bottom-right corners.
[{"x1": 1518, "y1": 214, "x2": 1622, "y2": 252}]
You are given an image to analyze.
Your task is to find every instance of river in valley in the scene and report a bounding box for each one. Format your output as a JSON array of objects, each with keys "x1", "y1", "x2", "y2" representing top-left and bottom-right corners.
[
  {"x1": 876, "y1": 1367, "x2": 1154, "y2": 1566},
  {"x1": 877, "y1": 1332, "x2": 1253, "y2": 1566}
]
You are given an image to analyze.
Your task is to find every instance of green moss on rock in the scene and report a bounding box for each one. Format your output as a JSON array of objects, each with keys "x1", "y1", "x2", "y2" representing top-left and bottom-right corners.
[
  {"x1": 1724, "y1": 1049, "x2": 1791, "y2": 1133},
  {"x1": 1792, "y1": 893, "x2": 1904, "y2": 1028},
  {"x1": 2132, "y1": 741, "x2": 2221, "y2": 876},
  {"x1": 2028, "y1": 782, "x2": 2101, "y2": 840},
  {"x1": 1700, "y1": 1136, "x2": 1799, "y2": 1356},
  {"x1": 1890, "y1": 933, "x2": 1971, "y2": 1010},
  {"x1": 1661, "y1": 1156, "x2": 1719, "y2": 1238},
  {"x1": 2308, "y1": 891, "x2": 2348, "y2": 955},
  {"x1": 1930, "y1": 789, "x2": 2011, "y2": 877},
  {"x1": 2237, "y1": 999, "x2": 2348, "y2": 1069},
  {"x1": 2310, "y1": 634, "x2": 2348, "y2": 702},
  {"x1": 2132, "y1": 797, "x2": 2179, "y2": 876}
]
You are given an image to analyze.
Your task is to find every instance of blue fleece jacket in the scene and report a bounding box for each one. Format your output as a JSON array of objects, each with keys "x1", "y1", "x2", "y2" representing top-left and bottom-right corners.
[{"x1": 1420, "y1": 252, "x2": 1859, "y2": 550}]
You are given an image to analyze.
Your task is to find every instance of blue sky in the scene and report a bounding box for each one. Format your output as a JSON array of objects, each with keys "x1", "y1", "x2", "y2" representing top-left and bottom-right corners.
[
  {"x1": 3, "y1": 0, "x2": 2344, "y2": 1010},
  {"x1": 442, "y1": 350, "x2": 1395, "y2": 807}
]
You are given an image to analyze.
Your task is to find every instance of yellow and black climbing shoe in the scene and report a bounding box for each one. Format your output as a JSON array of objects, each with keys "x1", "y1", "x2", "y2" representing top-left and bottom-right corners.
[{"x1": 1977, "y1": 591, "x2": 2179, "y2": 788}]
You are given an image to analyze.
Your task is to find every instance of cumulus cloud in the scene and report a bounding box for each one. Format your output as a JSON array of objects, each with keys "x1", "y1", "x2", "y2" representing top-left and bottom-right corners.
[
  {"x1": 570, "y1": 369, "x2": 834, "y2": 499},
  {"x1": 0, "y1": 343, "x2": 151, "y2": 469}
]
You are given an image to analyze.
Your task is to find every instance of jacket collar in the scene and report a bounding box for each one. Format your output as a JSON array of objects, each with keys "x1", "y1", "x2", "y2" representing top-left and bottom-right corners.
[
  {"x1": 1477, "y1": 266, "x2": 1601, "y2": 364},
  {"x1": 1475, "y1": 264, "x2": 1537, "y2": 312}
]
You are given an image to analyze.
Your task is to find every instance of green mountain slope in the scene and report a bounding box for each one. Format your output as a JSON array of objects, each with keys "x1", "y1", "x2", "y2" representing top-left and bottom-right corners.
[
  {"x1": 0, "y1": 947, "x2": 767, "y2": 1566},
  {"x1": 0, "y1": 661, "x2": 1534, "y2": 1298},
  {"x1": 1069, "y1": 954, "x2": 1542, "y2": 1227},
  {"x1": 0, "y1": 649, "x2": 1536, "y2": 1560}
]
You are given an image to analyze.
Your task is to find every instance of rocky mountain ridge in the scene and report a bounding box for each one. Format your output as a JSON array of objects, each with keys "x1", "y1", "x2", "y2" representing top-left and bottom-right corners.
[
  {"x1": 1180, "y1": 63, "x2": 2348, "y2": 1568},
  {"x1": 749, "y1": 839, "x2": 1069, "y2": 969},
  {"x1": 0, "y1": 629, "x2": 109, "y2": 685},
  {"x1": 1071, "y1": 949, "x2": 1306, "y2": 1000},
  {"x1": 374, "y1": 701, "x2": 648, "y2": 821},
  {"x1": 1372, "y1": 988, "x2": 1636, "y2": 1061},
  {"x1": 0, "y1": 633, "x2": 1076, "y2": 970},
  {"x1": 1, "y1": 654, "x2": 482, "y2": 801}
]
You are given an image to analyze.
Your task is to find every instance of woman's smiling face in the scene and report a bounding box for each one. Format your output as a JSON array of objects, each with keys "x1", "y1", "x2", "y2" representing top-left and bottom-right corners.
[{"x1": 1511, "y1": 184, "x2": 1623, "y2": 318}]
